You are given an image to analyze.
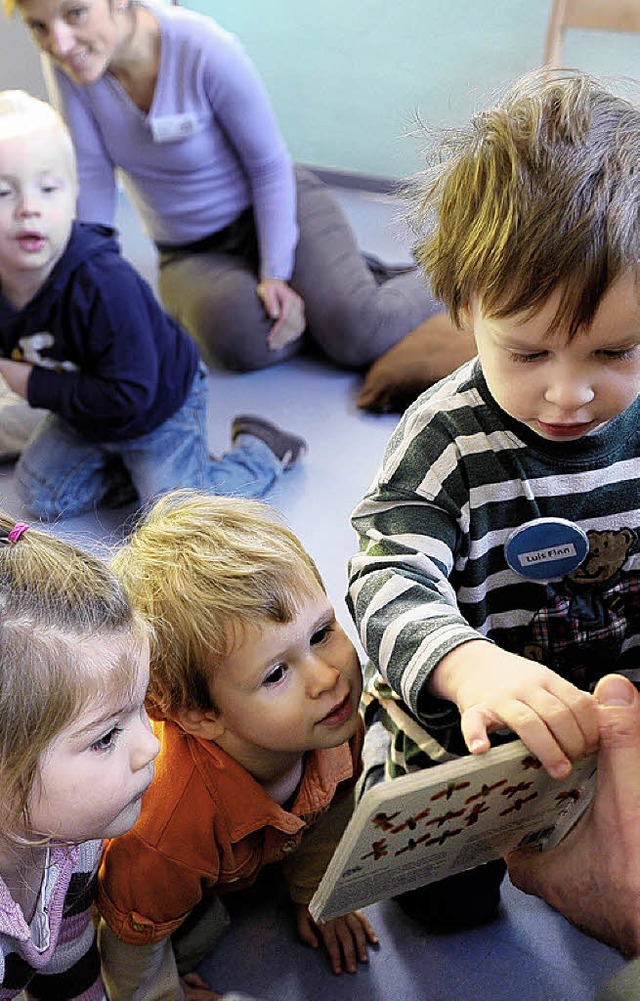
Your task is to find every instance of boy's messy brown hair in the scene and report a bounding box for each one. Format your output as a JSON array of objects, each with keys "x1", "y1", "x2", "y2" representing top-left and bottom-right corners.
[{"x1": 412, "y1": 68, "x2": 640, "y2": 339}]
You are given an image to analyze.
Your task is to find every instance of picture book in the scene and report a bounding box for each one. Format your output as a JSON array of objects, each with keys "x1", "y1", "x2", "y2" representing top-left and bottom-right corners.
[{"x1": 309, "y1": 739, "x2": 596, "y2": 923}]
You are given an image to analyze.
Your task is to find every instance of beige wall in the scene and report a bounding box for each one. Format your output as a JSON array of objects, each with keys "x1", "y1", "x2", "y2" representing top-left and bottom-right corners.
[{"x1": 0, "y1": 16, "x2": 46, "y2": 97}]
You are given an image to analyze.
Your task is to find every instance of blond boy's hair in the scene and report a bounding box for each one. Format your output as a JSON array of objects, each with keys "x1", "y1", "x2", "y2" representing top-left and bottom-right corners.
[
  {"x1": 0, "y1": 89, "x2": 76, "y2": 178},
  {"x1": 112, "y1": 490, "x2": 325, "y2": 720},
  {"x1": 412, "y1": 69, "x2": 640, "y2": 338}
]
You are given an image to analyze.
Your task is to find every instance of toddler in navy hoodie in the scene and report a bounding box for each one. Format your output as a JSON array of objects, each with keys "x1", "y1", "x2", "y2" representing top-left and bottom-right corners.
[{"x1": 0, "y1": 90, "x2": 305, "y2": 520}]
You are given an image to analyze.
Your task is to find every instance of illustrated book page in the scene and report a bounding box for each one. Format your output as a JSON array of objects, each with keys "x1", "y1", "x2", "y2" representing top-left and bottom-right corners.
[{"x1": 309, "y1": 739, "x2": 596, "y2": 922}]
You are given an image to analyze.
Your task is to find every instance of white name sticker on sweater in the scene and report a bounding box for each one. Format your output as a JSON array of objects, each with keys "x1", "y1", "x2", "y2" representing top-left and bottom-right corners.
[{"x1": 150, "y1": 114, "x2": 199, "y2": 143}]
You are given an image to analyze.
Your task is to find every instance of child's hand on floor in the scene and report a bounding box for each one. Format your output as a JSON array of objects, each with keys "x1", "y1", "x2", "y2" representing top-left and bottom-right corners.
[
  {"x1": 180, "y1": 971, "x2": 221, "y2": 1000},
  {"x1": 295, "y1": 903, "x2": 378, "y2": 974}
]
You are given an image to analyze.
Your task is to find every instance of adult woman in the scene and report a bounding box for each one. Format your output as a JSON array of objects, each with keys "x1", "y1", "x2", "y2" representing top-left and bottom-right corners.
[{"x1": 11, "y1": 0, "x2": 456, "y2": 376}]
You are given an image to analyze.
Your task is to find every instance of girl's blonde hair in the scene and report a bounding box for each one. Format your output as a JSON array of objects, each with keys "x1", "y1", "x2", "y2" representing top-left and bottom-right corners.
[
  {"x1": 112, "y1": 490, "x2": 325, "y2": 720},
  {"x1": 411, "y1": 68, "x2": 640, "y2": 338},
  {"x1": 0, "y1": 513, "x2": 144, "y2": 840}
]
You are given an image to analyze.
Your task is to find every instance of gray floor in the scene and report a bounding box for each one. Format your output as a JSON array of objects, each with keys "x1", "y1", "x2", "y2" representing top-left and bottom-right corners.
[{"x1": 0, "y1": 185, "x2": 626, "y2": 1000}]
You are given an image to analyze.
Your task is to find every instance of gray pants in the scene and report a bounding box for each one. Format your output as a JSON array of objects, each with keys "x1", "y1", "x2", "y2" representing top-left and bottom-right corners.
[
  {"x1": 99, "y1": 897, "x2": 231, "y2": 1001},
  {"x1": 158, "y1": 167, "x2": 441, "y2": 371},
  {"x1": 596, "y1": 959, "x2": 640, "y2": 1000}
]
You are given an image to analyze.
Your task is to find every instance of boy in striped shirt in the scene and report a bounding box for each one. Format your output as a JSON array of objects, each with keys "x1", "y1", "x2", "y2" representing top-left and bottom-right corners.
[{"x1": 348, "y1": 68, "x2": 640, "y2": 930}]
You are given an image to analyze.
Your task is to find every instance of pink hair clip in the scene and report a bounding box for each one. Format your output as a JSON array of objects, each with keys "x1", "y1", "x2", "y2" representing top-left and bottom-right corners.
[{"x1": 0, "y1": 522, "x2": 30, "y2": 544}]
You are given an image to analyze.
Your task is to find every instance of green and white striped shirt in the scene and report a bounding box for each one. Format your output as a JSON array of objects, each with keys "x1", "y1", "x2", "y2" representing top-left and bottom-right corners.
[{"x1": 349, "y1": 360, "x2": 640, "y2": 736}]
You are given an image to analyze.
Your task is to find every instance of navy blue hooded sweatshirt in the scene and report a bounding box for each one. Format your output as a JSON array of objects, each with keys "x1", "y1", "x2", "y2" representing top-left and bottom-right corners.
[{"x1": 0, "y1": 222, "x2": 199, "y2": 442}]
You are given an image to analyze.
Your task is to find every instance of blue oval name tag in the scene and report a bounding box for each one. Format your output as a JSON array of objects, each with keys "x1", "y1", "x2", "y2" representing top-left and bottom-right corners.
[{"x1": 504, "y1": 518, "x2": 589, "y2": 582}]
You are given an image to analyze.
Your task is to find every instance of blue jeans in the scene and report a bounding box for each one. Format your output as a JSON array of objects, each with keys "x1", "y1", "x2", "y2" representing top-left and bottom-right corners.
[{"x1": 15, "y1": 367, "x2": 280, "y2": 521}]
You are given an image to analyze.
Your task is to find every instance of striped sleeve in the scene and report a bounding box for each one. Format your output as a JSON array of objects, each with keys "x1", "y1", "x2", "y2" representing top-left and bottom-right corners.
[{"x1": 348, "y1": 366, "x2": 488, "y2": 717}]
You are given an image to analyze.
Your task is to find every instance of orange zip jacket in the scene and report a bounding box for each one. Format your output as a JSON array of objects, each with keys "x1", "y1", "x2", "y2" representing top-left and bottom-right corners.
[{"x1": 98, "y1": 718, "x2": 362, "y2": 944}]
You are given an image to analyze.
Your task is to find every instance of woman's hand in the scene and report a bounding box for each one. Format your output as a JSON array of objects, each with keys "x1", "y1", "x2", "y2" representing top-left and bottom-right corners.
[
  {"x1": 429, "y1": 640, "x2": 599, "y2": 778},
  {"x1": 295, "y1": 902, "x2": 378, "y2": 974},
  {"x1": 508, "y1": 674, "x2": 640, "y2": 958},
  {"x1": 257, "y1": 279, "x2": 306, "y2": 350}
]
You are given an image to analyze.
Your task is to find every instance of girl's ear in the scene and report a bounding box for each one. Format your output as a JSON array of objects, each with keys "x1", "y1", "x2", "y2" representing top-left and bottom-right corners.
[{"x1": 173, "y1": 707, "x2": 225, "y2": 740}]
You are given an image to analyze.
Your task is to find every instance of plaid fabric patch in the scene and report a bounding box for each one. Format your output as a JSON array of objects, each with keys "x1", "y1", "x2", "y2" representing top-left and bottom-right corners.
[
  {"x1": 524, "y1": 576, "x2": 640, "y2": 688},
  {"x1": 363, "y1": 576, "x2": 640, "y2": 781}
]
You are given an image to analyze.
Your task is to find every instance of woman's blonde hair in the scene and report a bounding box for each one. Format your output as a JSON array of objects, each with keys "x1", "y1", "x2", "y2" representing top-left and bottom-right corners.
[
  {"x1": 411, "y1": 68, "x2": 640, "y2": 338},
  {"x1": 112, "y1": 490, "x2": 325, "y2": 720},
  {"x1": 0, "y1": 513, "x2": 144, "y2": 840}
]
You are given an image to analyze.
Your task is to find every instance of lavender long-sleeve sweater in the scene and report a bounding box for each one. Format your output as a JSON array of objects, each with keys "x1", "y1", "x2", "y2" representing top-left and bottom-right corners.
[{"x1": 44, "y1": 2, "x2": 299, "y2": 280}]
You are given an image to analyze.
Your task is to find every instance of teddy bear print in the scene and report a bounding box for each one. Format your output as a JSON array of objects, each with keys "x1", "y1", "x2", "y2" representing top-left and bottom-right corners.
[{"x1": 522, "y1": 528, "x2": 640, "y2": 690}]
